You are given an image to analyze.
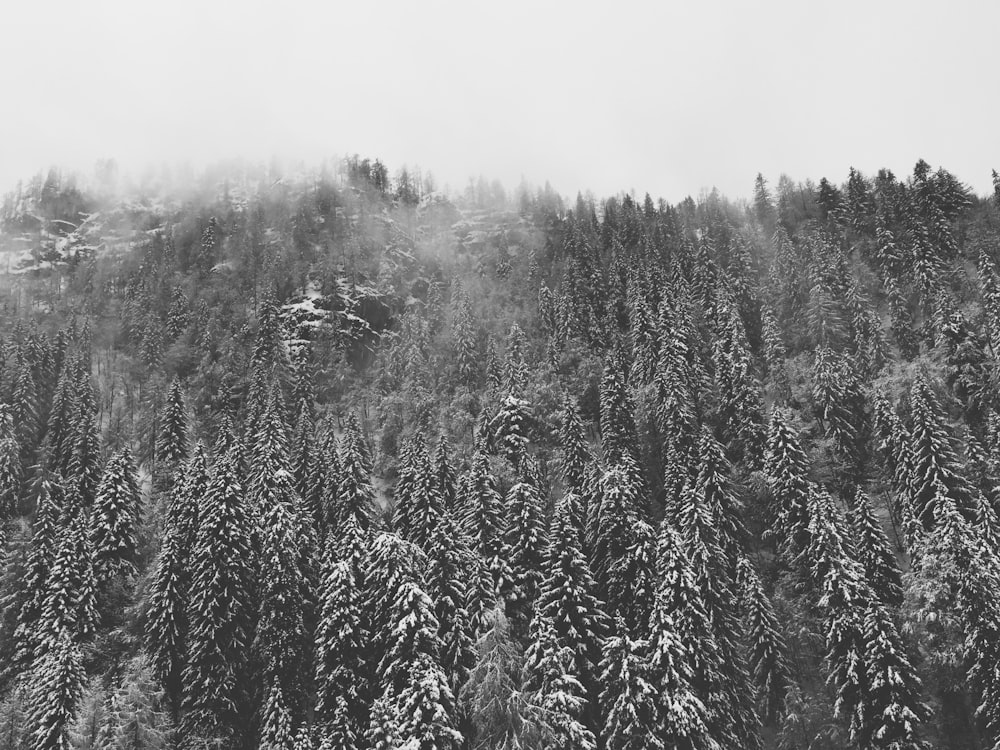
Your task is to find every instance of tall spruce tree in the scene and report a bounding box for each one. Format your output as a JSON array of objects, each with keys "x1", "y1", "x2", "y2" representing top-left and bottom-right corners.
[{"x1": 181, "y1": 450, "x2": 254, "y2": 748}]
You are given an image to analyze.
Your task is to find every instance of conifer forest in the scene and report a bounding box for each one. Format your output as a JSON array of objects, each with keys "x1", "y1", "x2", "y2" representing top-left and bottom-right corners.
[{"x1": 2, "y1": 157, "x2": 1000, "y2": 750}]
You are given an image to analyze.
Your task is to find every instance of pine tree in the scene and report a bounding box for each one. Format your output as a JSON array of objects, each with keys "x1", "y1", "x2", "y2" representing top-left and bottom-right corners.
[
  {"x1": 102, "y1": 657, "x2": 173, "y2": 750},
  {"x1": 0, "y1": 405, "x2": 22, "y2": 518},
  {"x1": 908, "y1": 375, "x2": 976, "y2": 532},
  {"x1": 368, "y1": 578, "x2": 462, "y2": 750},
  {"x1": 504, "y1": 323, "x2": 528, "y2": 395},
  {"x1": 315, "y1": 552, "x2": 369, "y2": 742},
  {"x1": 335, "y1": 421, "x2": 377, "y2": 533},
  {"x1": 599, "y1": 622, "x2": 663, "y2": 750},
  {"x1": 860, "y1": 600, "x2": 927, "y2": 749},
  {"x1": 433, "y1": 435, "x2": 457, "y2": 513},
  {"x1": 91, "y1": 448, "x2": 141, "y2": 584},
  {"x1": 557, "y1": 395, "x2": 592, "y2": 494},
  {"x1": 39, "y1": 508, "x2": 98, "y2": 646},
  {"x1": 144, "y1": 448, "x2": 207, "y2": 710},
  {"x1": 181, "y1": 450, "x2": 254, "y2": 747},
  {"x1": 537, "y1": 494, "x2": 608, "y2": 730},
  {"x1": 763, "y1": 408, "x2": 812, "y2": 562},
  {"x1": 255, "y1": 473, "x2": 311, "y2": 734},
  {"x1": 452, "y1": 286, "x2": 479, "y2": 388},
  {"x1": 490, "y1": 394, "x2": 531, "y2": 467},
  {"x1": 425, "y1": 515, "x2": 476, "y2": 691},
  {"x1": 735, "y1": 557, "x2": 790, "y2": 725},
  {"x1": 589, "y1": 465, "x2": 643, "y2": 620},
  {"x1": 260, "y1": 678, "x2": 296, "y2": 750},
  {"x1": 24, "y1": 629, "x2": 85, "y2": 750},
  {"x1": 850, "y1": 492, "x2": 903, "y2": 608},
  {"x1": 806, "y1": 488, "x2": 869, "y2": 739},
  {"x1": 459, "y1": 451, "x2": 509, "y2": 633},
  {"x1": 525, "y1": 617, "x2": 596, "y2": 750},
  {"x1": 678, "y1": 478, "x2": 760, "y2": 747},
  {"x1": 502, "y1": 480, "x2": 548, "y2": 637},
  {"x1": 157, "y1": 378, "x2": 189, "y2": 469},
  {"x1": 599, "y1": 361, "x2": 638, "y2": 466},
  {"x1": 402, "y1": 444, "x2": 445, "y2": 551},
  {"x1": 647, "y1": 530, "x2": 717, "y2": 750}
]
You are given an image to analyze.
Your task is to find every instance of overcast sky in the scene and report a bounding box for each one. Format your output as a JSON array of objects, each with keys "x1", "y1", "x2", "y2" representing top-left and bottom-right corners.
[{"x1": 1, "y1": 1, "x2": 997, "y2": 203}]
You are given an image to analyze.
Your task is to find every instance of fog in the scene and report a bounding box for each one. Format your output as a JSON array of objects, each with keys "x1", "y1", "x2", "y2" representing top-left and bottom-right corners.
[{"x1": 2, "y1": 0, "x2": 997, "y2": 201}]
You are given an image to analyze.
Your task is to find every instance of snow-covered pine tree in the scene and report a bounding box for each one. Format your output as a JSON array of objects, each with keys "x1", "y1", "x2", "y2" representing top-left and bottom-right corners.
[
  {"x1": 588, "y1": 464, "x2": 643, "y2": 621},
  {"x1": 39, "y1": 508, "x2": 98, "y2": 647},
  {"x1": 255, "y1": 469, "x2": 311, "y2": 736},
  {"x1": 763, "y1": 407, "x2": 813, "y2": 563},
  {"x1": 599, "y1": 361, "x2": 638, "y2": 467},
  {"x1": 537, "y1": 493, "x2": 608, "y2": 731},
  {"x1": 502, "y1": 478, "x2": 548, "y2": 638},
  {"x1": 735, "y1": 556, "x2": 790, "y2": 725},
  {"x1": 648, "y1": 529, "x2": 717, "y2": 750},
  {"x1": 490, "y1": 393, "x2": 531, "y2": 468},
  {"x1": 24, "y1": 629, "x2": 85, "y2": 750},
  {"x1": 0, "y1": 405, "x2": 22, "y2": 518},
  {"x1": 678, "y1": 478, "x2": 760, "y2": 747},
  {"x1": 91, "y1": 447, "x2": 141, "y2": 585},
  {"x1": 315, "y1": 558, "x2": 369, "y2": 745},
  {"x1": 145, "y1": 449, "x2": 209, "y2": 709},
  {"x1": 334, "y1": 420, "x2": 377, "y2": 533},
  {"x1": 599, "y1": 619, "x2": 663, "y2": 750},
  {"x1": 101, "y1": 656, "x2": 173, "y2": 749},
  {"x1": 907, "y1": 374, "x2": 976, "y2": 531},
  {"x1": 425, "y1": 514, "x2": 476, "y2": 691},
  {"x1": 557, "y1": 395, "x2": 593, "y2": 495},
  {"x1": 806, "y1": 488, "x2": 869, "y2": 740},
  {"x1": 850, "y1": 491, "x2": 903, "y2": 608},
  {"x1": 459, "y1": 607, "x2": 539, "y2": 747},
  {"x1": 524, "y1": 616, "x2": 596, "y2": 750},
  {"x1": 860, "y1": 599, "x2": 927, "y2": 749},
  {"x1": 434, "y1": 434, "x2": 458, "y2": 513},
  {"x1": 458, "y1": 451, "x2": 509, "y2": 633},
  {"x1": 181, "y1": 450, "x2": 254, "y2": 747},
  {"x1": 656, "y1": 520, "x2": 751, "y2": 748},
  {"x1": 156, "y1": 378, "x2": 189, "y2": 469}
]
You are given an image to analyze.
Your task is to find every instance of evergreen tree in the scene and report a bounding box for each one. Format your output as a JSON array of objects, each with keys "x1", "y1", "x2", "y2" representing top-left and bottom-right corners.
[
  {"x1": 24, "y1": 629, "x2": 85, "y2": 750},
  {"x1": 735, "y1": 557, "x2": 790, "y2": 725},
  {"x1": 599, "y1": 622, "x2": 663, "y2": 750},
  {"x1": 502, "y1": 480, "x2": 548, "y2": 637},
  {"x1": 537, "y1": 494, "x2": 608, "y2": 730},
  {"x1": 525, "y1": 617, "x2": 596, "y2": 750},
  {"x1": 181, "y1": 450, "x2": 254, "y2": 748},
  {"x1": 315, "y1": 557, "x2": 369, "y2": 744},
  {"x1": 850, "y1": 492, "x2": 904, "y2": 608},
  {"x1": 91, "y1": 448, "x2": 141, "y2": 584},
  {"x1": 557, "y1": 395, "x2": 592, "y2": 494},
  {"x1": 433, "y1": 435, "x2": 458, "y2": 513},
  {"x1": 907, "y1": 375, "x2": 976, "y2": 532},
  {"x1": 0, "y1": 405, "x2": 22, "y2": 518},
  {"x1": 425, "y1": 515, "x2": 476, "y2": 691},
  {"x1": 459, "y1": 451, "x2": 509, "y2": 633},
  {"x1": 861, "y1": 599, "x2": 927, "y2": 749},
  {"x1": 39, "y1": 508, "x2": 98, "y2": 646},
  {"x1": 335, "y1": 422, "x2": 377, "y2": 533},
  {"x1": 255, "y1": 473, "x2": 311, "y2": 734},
  {"x1": 763, "y1": 408, "x2": 812, "y2": 562},
  {"x1": 648, "y1": 529, "x2": 717, "y2": 750},
  {"x1": 157, "y1": 378, "x2": 189, "y2": 469},
  {"x1": 807, "y1": 488, "x2": 869, "y2": 740}
]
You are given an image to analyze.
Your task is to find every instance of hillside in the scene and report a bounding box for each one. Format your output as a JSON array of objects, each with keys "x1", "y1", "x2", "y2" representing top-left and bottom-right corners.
[{"x1": 0, "y1": 157, "x2": 998, "y2": 749}]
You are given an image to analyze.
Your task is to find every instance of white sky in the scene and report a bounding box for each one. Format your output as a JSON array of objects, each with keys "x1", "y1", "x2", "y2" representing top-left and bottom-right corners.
[{"x1": 1, "y1": 0, "x2": 997, "y2": 203}]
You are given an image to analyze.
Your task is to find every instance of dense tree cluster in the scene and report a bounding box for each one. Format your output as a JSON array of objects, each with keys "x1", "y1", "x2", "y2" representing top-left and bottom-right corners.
[{"x1": 0, "y1": 156, "x2": 998, "y2": 749}]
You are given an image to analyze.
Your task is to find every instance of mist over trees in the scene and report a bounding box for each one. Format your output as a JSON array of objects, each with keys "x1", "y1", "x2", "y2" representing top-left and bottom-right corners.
[{"x1": 0, "y1": 155, "x2": 999, "y2": 749}]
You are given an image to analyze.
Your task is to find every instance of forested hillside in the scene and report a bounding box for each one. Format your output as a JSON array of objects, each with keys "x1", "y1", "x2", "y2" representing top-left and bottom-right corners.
[{"x1": 0, "y1": 156, "x2": 999, "y2": 750}]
